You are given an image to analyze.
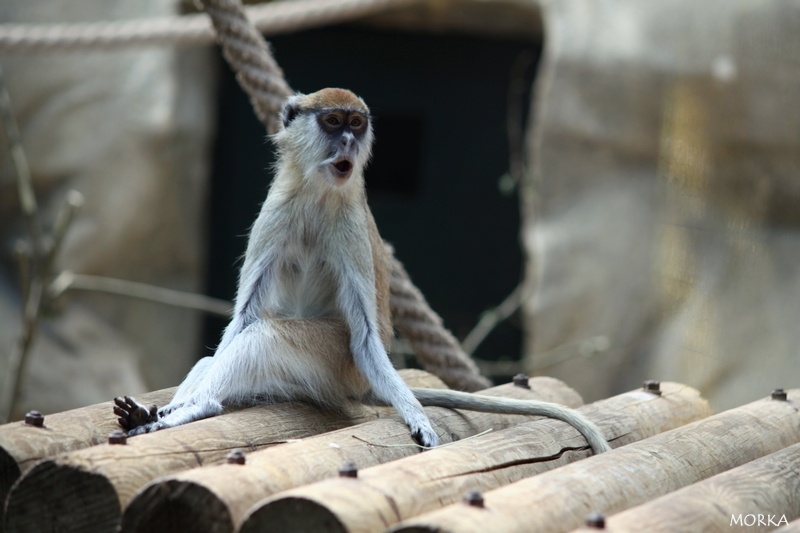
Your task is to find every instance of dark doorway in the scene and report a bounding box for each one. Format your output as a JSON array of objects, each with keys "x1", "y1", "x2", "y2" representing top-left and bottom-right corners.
[{"x1": 203, "y1": 25, "x2": 540, "y2": 372}]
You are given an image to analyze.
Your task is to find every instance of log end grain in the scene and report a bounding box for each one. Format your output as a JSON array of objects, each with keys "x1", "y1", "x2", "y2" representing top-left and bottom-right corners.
[
  {"x1": 122, "y1": 478, "x2": 233, "y2": 533},
  {"x1": 239, "y1": 496, "x2": 347, "y2": 533},
  {"x1": 0, "y1": 445, "x2": 22, "y2": 525},
  {"x1": 392, "y1": 527, "x2": 440, "y2": 533},
  {"x1": 5, "y1": 460, "x2": 119, "y2": 533}
]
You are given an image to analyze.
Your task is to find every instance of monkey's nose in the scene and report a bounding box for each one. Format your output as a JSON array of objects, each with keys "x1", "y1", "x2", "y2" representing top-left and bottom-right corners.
[{"x1": 341, "y1": 132, "x2": 354, "y2": 149}]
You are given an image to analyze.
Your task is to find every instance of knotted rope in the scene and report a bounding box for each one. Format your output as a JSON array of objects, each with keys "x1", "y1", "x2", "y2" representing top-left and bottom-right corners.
[{"x1": 0, "y1": 0, "x2": 420, "y2": 54}]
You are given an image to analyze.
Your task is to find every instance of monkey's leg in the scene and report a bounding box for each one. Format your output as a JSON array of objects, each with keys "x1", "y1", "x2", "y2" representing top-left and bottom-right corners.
[
  {"x1": 126, "y1": 318, "x2": 362, "y2": 435},
  {"x1": 125, "y1": 361, "x2": 224, "y2": 435},
  {"x1": 160, "y1": 356, "x2": 216, "y2": 414}
]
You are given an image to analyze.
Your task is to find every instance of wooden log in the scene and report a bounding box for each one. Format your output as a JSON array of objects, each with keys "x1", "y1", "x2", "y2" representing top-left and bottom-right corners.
[
  {"x1": 240, "y1": 381, "x2": 710, "y2": 533},
  {"x1": 391, "y1": 389, "x2": 800, "y2": 533},
  {"x1": 120, "y1": 376, "x2": 584, "y2": 533},
  {"x1": 569, "y1": 442, "x2": 800, "y2": 533},
  {"x1": 3, "y1": 369, "x2": 443, "y2": 533},
  {"x1": 0, "y1": 387, "x2": 175, "y2": 526}
]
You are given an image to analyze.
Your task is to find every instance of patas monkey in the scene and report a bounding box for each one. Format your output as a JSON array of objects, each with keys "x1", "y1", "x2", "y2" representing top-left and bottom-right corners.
[{"x1": 116, "y1": 88, "x2": 610, "y2": 453}]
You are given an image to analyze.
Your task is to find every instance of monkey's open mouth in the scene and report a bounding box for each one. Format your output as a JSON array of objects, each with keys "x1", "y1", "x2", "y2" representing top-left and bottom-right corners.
[{"x1": 331, "y1": 158, "x2": 354, "y2": 179}]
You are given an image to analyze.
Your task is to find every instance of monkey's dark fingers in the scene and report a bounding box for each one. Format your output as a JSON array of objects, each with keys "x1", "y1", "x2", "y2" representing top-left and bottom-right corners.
[
  {"x1": 123, "y1": 395, "x2": 145, "y2": 410},
  {"x1": 113, "y1": 396, "x2": 131, "y2": 410},
  {"x1": 114, "y1": 396, "x2": 158, "y2": 430},
  {"x1": 410, "y1": 429, "x2": 436, "y2": 451}
]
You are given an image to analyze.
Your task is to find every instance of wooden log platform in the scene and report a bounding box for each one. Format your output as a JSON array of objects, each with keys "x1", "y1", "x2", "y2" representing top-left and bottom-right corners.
[
  {"x1": 2, "y1": 369, "x2": 443, "y2": 533},
  {"x1": 569, "y1": 442, "x2": 800, "y2": 533},
  {"x1": 120, "y1": 376, "x2": 584, "y2": 533},
  {"x1": 0, "y1": 387, "x2": 174, "y2": 526},
  {"x1": 390, "y1": 389, "x2": 800, "y2": 533},
  {"x1": 237, "y1": 382, "x2": 710, "y2": 533}
]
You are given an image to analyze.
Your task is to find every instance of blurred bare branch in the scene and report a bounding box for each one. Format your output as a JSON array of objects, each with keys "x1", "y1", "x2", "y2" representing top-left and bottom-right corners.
[
  {"x1": 461, "y1": 282, "x2": 532, "y2": 356},
  {"x1": 0, "y1": 62, "x2": 83, "y2": 422},
  {"x1": 49, "y1": 272, "x2": 231, "y2": 317},
  {"x1": 0, "y1": 63, "x2": 230, "y2": 422}
]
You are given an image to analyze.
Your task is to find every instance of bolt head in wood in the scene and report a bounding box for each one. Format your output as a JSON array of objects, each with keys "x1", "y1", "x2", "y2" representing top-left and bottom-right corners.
[
  {"x1": 643, "y1": 380, "x2": 662, "y2": 396},
  {"x1": 108, "y1": 429, "x2": 127, "y2": 445},
  {"x1": 586, "y1": 512, "x2": 606, "y2": 528},
  {"x1": 227, "y1": 449, "x2": 246, "y2": 465},
  {"x1": 338, "y1": 461, "x2": 358, "y2": 478},
  {"x1": 24, "y1": 410, "x2": 44, "y2": 427},
  {"x1": 771, "y1": 388, "x2": 788, "y2": 401},
  {"x1": 463, "y1": 490, "x2": 484, "y2": 508},
  {"x1": 512, "y1": 373, "x2": 531, "y2": 389}
]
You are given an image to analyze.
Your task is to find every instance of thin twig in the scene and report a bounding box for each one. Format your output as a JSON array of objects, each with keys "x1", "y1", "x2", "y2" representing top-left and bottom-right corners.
[
  {"x1": 471, "y1": 336, "x2": 609, "y2": 380},
  {"x1": 48, "y1": 271, "x2": 232, "y2": 317},
  {"x1": 473, "y1": 358, "x2": 525, "y2": 378},
  {"x1": 528, "y1": 335, "x2": 610, "y2": 372},
  {"x1": 0, "y1": 63, "x2": 89, "y2": 421},
  {"x1": 0, "y1": 62, "x2": 44, "y2": 422},
  {"x1": 44, "y1": 190, "x2": 84, "y2": 274},
  {"x1": 0, "y1": 64, "x2": 41, "y2": 255},
  {"x1": 460, "y1": 53, "x2": 537, "y2": 356},
  {"x1": 352, "y1": 428, "x2": 494, "y2": 450},
  {"x1": 501, "y1": 50, "x2": 536, "y2": 194},
  {"x1": 12, "y1": 240, "x2": 31, "y2": 306},
  {"x1": 461, "y1": 282, "x2": 532, "y2": 355}
]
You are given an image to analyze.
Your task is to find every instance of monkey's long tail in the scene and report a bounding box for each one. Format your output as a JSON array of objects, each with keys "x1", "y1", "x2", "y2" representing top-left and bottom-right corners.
[{"x1": 411, "y1": 388, "x2": 612, "y2": 454}]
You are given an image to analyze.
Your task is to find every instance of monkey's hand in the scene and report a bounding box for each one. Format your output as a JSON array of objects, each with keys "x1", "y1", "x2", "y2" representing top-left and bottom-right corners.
[{"x1": 113, "y1": 396, "x2": 158, "y2": 432}]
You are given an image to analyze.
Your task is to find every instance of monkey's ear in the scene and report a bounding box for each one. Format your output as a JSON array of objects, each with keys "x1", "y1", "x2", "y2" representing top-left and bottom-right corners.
[{"x1": 281, "y1": 98, "x2": 301, "y2": 129}]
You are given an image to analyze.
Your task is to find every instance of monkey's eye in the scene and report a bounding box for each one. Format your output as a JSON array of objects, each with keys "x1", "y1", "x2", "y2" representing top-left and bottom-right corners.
[
  {"x1": 350, "y1": 117, "x2": 363, "y2": 129},
  {"x1": 325, "y1": 115, "x2": 341, "y2": 126}
]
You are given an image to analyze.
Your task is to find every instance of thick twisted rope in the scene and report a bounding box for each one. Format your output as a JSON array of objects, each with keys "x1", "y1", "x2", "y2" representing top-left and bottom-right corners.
[
  {"x1": 200, "y1": 0, "x2": 489, "y2": 390},
  {"x1": 0, "y1": 0, "x2": 421, "y2": 54},
  {"x1": 389, "y1": 255, "x2": 492, "y2": 391},
  {"x1": 202, "y1": 0, "x2": 292, "y2": 132}
]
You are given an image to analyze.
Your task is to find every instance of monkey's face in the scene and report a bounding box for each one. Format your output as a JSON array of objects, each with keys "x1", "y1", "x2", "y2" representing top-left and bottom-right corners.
[
  {"x1": 315, "y1": 109, "x2": 370, "y2": 183},
  {"x1": 275, "y1": 89, "x2": 374, "y2": 189}
]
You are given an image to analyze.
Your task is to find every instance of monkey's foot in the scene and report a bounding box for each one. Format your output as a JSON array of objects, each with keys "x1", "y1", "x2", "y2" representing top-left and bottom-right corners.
[
  {"x1": 126, "y1": 420, "x2": 169, "y2": 436},
  {"x1": 114, "y1": 396, "x2": 158, "y2": 432},
  {"x1": 409, "y1": 420, "x2": 439, "y2": 449}
]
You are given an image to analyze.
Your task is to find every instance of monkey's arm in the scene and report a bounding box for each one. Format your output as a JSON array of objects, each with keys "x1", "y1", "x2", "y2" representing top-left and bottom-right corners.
[
  {"x1": 411, "y1": 388, "x2": 611, "y2": 454},
  {"x1": 332, "y1": 223, "x2": 439, "y2": 447}
]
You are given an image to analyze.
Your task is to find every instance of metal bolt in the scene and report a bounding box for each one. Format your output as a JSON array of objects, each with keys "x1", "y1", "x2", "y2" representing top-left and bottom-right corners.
[
  {"x1": 463, "y1": 490, "x2": 484, "y2": 508},
  {"x1": 108, "y1": 430, "x2": 127, "y2": 445},
  {"x1": 227, "y1": 449, "x2": 246, "y2": 465},
  {"x1": 643, "y1": 380, "x2": 662, "y2": 396},
  {"x1": 771, "y1": 388, "x2": 788, "y2": 401},
  {"x1": 338, "y1": 461, "x2": 358, "y2": 478},
  {"x1": 512, "y1": 373, "x2": 531, "y2": 389},
  {"x1": 24, "y1": 410, "x2": 44, "y2": 427},
  {"x1": 586, "y1": 512, "x2": 606, "y2": 529}
]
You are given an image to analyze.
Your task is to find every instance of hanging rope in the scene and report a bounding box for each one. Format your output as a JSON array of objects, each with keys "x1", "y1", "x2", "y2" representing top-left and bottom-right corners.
[
  {"x1": 389, "y1": 254, "x2": 491, "y2": 391},
  {"x1": 202, "y1": 0, "x2": 292, "y2": 132},
  {"x1": 199, "y1": 0, "x2": 490, "y2": 390}
]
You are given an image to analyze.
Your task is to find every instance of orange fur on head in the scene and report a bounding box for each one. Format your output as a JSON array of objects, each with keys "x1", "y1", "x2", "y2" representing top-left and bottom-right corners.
[{"x1": 295, "y1": 88, "x2": 370, "y2": 113}]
